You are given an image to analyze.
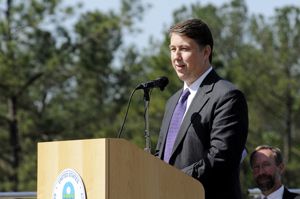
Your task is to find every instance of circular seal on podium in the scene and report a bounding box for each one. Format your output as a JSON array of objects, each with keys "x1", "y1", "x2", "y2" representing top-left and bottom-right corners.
[{"x1": 52, "y1": 168, "x2": 86, "y2": 199}]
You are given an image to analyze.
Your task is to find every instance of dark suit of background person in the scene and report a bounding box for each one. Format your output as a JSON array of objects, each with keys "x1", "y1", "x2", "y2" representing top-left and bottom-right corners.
[
  {"x1": 254, "y1": 188, "x2": 300, "y2": 199},
  {"x1": 283, "y1": 187, "x2": 300, "y2": 199},
  {"x1": 155, "y1": 19, "x2": 248, "y2": 199}
]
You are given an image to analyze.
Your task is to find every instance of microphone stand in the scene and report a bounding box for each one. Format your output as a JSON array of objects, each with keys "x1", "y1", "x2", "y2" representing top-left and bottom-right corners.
[{"x1": 143, "y1": 88, "x2": 151, "y2": 153}]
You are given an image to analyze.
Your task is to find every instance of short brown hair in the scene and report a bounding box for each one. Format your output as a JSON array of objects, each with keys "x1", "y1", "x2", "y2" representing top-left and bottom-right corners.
[{"x1": 169, "y1": 18, "x2": 214, "y2": 62}]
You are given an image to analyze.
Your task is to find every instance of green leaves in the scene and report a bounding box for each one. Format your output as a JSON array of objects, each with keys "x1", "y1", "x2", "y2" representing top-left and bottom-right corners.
[{"x1": 0, "y1": 0, "x2": 300, "y2": 193}]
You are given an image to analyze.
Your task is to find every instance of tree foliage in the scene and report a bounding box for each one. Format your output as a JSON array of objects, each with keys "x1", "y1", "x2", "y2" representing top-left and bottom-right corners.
[
  {"x1": 0, "y1": 0, "x2": 299, "y2": 195},
  {"x1": 141, "y1": 0, "x2": 300, "y2": 196},
  {"x1": 0, "y1": 0, "x2": 147, "y2": 191}
]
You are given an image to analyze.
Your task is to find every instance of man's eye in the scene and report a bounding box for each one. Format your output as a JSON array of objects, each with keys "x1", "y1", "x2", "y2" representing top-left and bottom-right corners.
[
  {"x1": 181, "y1": 47, "x2": 189, "y2": 51},
  {"x1": 262, "y1": 162, "x2": 271, "y2": 168}
]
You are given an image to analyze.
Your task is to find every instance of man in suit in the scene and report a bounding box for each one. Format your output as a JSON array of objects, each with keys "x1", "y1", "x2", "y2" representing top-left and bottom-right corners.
[
  {"x1": 250, "y1": 145, "x2": 300, "y2": 199},
  {"x1": 155, "y1": 18, "x2": 248, "y2": 199}
]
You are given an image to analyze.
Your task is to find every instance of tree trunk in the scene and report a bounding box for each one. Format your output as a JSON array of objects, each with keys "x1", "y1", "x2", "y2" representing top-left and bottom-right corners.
[
  {"x1": 282, "y1": 80, "x2": 293, "y2": 184},
  {"x1": 5, "y1": 0, "x2": 19, "y2": 190},
  {"x1": 8, "y1": 96, "x2": 20, "y2": 191}
]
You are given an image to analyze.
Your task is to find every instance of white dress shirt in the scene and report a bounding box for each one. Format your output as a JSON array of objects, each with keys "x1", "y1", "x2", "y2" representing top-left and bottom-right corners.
[
  {"x1": 183, "y1": 66, "x2": 213, "y2": 116},
  {"x1": 260, "y1": 185, "x2": 284, "y2": 199}
]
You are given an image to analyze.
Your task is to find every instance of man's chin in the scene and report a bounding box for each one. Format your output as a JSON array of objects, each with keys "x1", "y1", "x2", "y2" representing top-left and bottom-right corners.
[
  {"x1": 177, "y1": 74, "x2": 186, "y2": 81},
  {"x1": 257, "y1": 183, "x2": 271, "y2": 192},
  {"x1": 256, "y1": 178, "x2": 274, "y2": 192}
]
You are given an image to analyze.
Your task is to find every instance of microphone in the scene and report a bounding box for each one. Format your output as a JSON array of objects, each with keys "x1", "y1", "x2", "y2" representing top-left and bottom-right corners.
[{"x1": 136, "y1": 76, "x2": 169, "y2": 91}]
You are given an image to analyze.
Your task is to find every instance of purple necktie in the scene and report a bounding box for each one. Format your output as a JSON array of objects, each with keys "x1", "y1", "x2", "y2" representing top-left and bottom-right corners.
[{"x1": 164, "y1": 88, "x2": 190, "y2": 163}]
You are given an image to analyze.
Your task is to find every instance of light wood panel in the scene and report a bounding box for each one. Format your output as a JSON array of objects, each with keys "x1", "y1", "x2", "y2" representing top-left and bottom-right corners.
[
  {"x1": 37, "y1": 138, "x2": 204, "y2": 199},
  {"x1": 108, "y1": 139, "x2": 204, "y2": 199},
  {"x1": 37, "y1": 139, "x2": 107, "y2": 199}
]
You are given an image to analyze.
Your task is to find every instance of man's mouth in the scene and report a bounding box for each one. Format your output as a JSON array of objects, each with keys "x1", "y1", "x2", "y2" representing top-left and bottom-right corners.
[{"x1": 175, "y1": 63, "x2": 185, "y2": 68}]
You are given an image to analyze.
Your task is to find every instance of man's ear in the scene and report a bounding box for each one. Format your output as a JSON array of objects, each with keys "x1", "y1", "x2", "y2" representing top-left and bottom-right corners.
[
  {"x1": 203, "y1": 45, "x2": 211, "y2": 60},
  {"x1": 278, "y1": 162, "x2": 285, "y2": 174}
]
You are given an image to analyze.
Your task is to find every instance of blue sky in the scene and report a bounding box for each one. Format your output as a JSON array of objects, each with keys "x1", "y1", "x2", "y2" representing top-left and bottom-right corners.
[{"x1": 71, "y1": 0, "x2": 300, "y2": 49}]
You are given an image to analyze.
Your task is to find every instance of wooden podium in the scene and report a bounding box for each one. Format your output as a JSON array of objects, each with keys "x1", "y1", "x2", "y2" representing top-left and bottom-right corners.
[{"x1": 37, "y1": 138, "x2": 204, "y2": 199}]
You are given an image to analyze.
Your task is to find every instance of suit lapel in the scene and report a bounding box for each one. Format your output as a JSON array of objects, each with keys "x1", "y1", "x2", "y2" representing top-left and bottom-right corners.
[
  {"x1": 282, "y1": 187, "x2": 299, "y2": 199},
  {"x1": 170, "y1": 70, "x2": 218, "y2": 160},
  {"x1": 158, "y1": 89, "x2": 182, "y2": 158}
]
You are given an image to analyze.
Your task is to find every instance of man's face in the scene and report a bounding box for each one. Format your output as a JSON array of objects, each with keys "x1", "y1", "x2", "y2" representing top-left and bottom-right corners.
[
  {"x1": 169, "y1": 33, "x2": 211, "y2": 85},
  {"x1": 252, "y1": 149, "x2": 283, "y2": 193}
]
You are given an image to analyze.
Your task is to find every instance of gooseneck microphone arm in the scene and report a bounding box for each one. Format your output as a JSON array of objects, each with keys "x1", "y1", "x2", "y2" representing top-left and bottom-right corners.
[
  {"x1": 117, "y1": 76, "x2": 169, "y2": 154},
  {"x1": 117, "y1": 88, "x2": 137, "y2": 138}
]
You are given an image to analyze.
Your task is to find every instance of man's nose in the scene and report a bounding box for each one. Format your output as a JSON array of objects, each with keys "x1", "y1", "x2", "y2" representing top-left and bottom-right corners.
[
  {"x1": 257, "y1": 169, "x2": 265, "y2": 176},
  {"x1": 256, "y1": 166, "x2": 266, "y2": 175},
  {"x1": 174, "y1": 50, "x2": 182, "y2": 60}
]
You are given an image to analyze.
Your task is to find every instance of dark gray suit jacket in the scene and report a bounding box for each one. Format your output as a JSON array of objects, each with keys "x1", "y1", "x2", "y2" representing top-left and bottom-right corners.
[
  {"x1": 156, "y1": 69, "x2": 248, "y2": 199},
  {"x1": 283, "y1": 187, "x2": 300, "y2": 199}
]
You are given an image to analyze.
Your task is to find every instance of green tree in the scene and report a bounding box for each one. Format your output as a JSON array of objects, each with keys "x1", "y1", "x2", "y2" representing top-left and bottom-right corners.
[
  {"x1": 0, "y1": 0, "x2": 148, "y2": 191},
  {"x1": 141, "y1": 0, "x2": 300, "y2": 196},
  {"x1": 237, "y1": 6, "x2": 300, "y2": 186},
  {"x1": 0, "y1": 0, "x2": 77, "y2": 190}
]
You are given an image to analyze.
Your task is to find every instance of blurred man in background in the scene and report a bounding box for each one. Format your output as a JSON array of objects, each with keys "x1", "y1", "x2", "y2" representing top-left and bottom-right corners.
[{"x1": 250, "y1": 145, "x2": 300, "y2": 199}]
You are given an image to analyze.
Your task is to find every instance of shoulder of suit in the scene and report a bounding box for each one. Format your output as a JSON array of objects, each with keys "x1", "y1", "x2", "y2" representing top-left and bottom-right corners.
[
  {"x1": 202, "y1": 69, "x2": 241, "y2": 92},
  {"x1": 209, "y1": 78, "x2": 244, "y2": 97},
  {"x1": 284, "y1": 187, "x2": 300, "y2": 198}
]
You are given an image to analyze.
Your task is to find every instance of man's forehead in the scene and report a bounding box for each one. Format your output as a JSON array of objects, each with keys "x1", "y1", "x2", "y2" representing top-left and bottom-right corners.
[{"x1": 254, "y1": 149, "x2": 275, "y2": 161}]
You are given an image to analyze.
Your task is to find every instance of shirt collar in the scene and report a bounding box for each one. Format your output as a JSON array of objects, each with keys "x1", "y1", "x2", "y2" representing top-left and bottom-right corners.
[
  {"x1": 183, "y1": 66, "x2": 212, "y2": 93},
  {"x1": 261, "y1": 185, "x2": 284, "y2": 199}
]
